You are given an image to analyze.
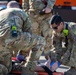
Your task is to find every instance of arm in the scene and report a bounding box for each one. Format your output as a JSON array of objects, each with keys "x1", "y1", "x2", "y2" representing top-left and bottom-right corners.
[
  {"x1": 60, "y1": 26, "x2": 75, "y2": 65},
  {"x1": 47, "y1": 0, "x2": 56, "y2": 8},
  {"x1": 53, "y1": 33, "x2": 64, "y2": 61},
  {"x1": 21, "y1": 11, "x2": 32, "y2": 33},
  {"x1": 44, "y1": 0, "x2": 56, "y2": 13}
]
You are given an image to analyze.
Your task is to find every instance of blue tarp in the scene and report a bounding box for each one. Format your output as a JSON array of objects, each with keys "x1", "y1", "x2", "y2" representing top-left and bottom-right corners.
[{"x1": 50, "y1": 61, "x2": 61, "y2": 67}]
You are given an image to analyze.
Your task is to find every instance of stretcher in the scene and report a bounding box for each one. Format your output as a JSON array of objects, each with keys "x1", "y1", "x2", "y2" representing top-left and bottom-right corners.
[
  {"x1": 11, "y1": 70, "x2": 64, "y2": 75},
  {"x1": 38, "y1": 71, "x2": 63, "y2": 75},
  {"x1": 11, "y1": 57, "x2": 63, "y2": 75}
]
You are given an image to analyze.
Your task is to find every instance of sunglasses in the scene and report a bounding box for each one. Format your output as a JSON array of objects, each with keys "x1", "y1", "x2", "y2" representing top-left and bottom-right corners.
[{"x1": 52, "y1": 26, "x2": 58, "y2": 29}]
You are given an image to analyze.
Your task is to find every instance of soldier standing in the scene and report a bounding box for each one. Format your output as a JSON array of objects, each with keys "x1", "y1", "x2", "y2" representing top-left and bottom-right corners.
[
  {"x1": 50, "y1": 15, "x2": 76, "y2": 75},
  {"x1": 22, "y1": 0, "x2": 56, "y2": 60}
]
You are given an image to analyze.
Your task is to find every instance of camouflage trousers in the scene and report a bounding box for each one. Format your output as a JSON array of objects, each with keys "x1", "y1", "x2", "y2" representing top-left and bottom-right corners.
[
  {"x1": 29, "y1": 11, "x2": 53, "y2": 57},
  {"x1": 0, "y1": 64, "x2": 8, "y2": 75},
  {"x1": 0, "y1": 50, "x2": 12, "y2": 74},
  {"x1": 21, "y1": 33, "x2": 46, "y2": 75}
]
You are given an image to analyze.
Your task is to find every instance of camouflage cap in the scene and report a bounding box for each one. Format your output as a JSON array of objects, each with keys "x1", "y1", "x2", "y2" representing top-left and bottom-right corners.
[{"x1": 7, "y1": 1, "x2": 20, "y2": 8}]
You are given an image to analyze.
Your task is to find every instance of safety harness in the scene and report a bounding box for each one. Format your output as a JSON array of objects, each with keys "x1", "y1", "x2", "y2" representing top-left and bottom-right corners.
[
  {"x1": 62, "y1": 24, "x2": 68, "y2": 47},
  {"x1": 41, "y1": 65, "x2": 53, "y2": 75},
  {"x1": 11, "y1": 25, "x2": 18, "y2": 37}
]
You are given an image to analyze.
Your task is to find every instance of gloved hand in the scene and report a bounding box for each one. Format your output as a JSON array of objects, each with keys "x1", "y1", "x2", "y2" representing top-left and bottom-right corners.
[{"x1": 39, "y1": 10, "x2": 45, "y2": 15}]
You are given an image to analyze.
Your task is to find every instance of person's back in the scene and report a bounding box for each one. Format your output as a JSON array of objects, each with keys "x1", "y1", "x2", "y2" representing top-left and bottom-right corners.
[
  {"x1": 0, "y1": 1, "x2": 46, "y2": 75},
  {"x1": 0, "y1": 7, "x2": 32, "y2": 56},
  {"x1": 0, "y1": 8, "x2": 31, "y2": 31}
]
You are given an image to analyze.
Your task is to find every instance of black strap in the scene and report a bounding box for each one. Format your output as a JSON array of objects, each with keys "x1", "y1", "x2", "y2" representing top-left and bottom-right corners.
[
  {"x1": 41, "y1": 65, "x2": 53, "y2": 75},
  {"x1": 65, "y1": 24, "x2": 68, "y2": 47},
  {"x1": 66, "y1": 24, "x2": 68, "y2": 30}
]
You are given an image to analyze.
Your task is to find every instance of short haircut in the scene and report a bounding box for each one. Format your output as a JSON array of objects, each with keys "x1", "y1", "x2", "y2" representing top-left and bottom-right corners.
[
  {"x1": 50, "y1": 15, "x2": 63, "y2": 25},
  {"x1": 7, "y1": 1, "x2": 20, "y2": 8}
]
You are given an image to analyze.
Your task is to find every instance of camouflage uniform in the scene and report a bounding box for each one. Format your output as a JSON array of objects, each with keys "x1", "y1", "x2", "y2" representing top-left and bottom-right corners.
[
  {"x1": 51, "y1": 23, "x2": 69, "y2": 62},
  {"x1": 48, "y1": 31, "x2": 67, "y2": 62},
  {"x1": 0, "y1": 8, "x2": 12, "y2": 74},
  {"x1": 53, "y1": 22, "x2": 76, "y2": 75},
  {"x1": 22, "y1": 0, "x2": 56, "y2": 59},
  {"x1": 0, "y1": 64, "x2": 8, "y2": 75},
  {"x1": 22, "y1": 0, "x2": 29, "y2": 11},
  {"x1": 0, "y1": 50, "x2": 12, "y2": 73},
  {"x1": 0, "y1": 8, "x2": 46, "y2": 75}
]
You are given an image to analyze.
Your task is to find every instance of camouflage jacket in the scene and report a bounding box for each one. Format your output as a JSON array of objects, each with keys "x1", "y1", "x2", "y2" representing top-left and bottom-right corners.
[
  {"x1": 23, "y1": 0, "x2": 56, "y2": 11},
  {"x1": 54, "y1": 22, "x2": 76, "y2": 67},
  {"x1": 0, "y1": 8, "x2": 32, "y2": 50}
]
